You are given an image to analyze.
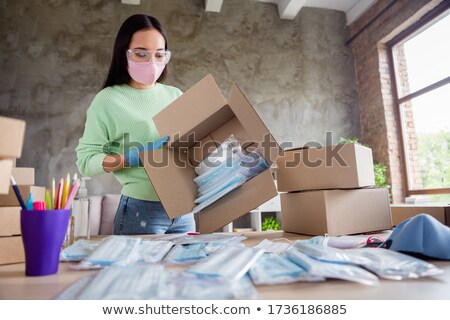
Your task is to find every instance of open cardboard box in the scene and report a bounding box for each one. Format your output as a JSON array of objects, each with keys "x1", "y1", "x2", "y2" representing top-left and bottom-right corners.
[
  {"x1": 277, "y1": 143, "x2": 375, "y2": 192},
  {"x1": 140, "y1": 74, "x2": 280, "y2": 233}
]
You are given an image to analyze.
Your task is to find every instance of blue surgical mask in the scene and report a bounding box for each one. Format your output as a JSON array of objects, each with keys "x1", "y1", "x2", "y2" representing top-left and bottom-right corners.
[
  {"x1": 164, "y1": 243, "x2": 209, "y2": 264},
  {"x1": 76, "y1": 264, "x2": 167, "y2": 299},
  {"x1": 60, "y1": 239, "x2": 99, "y2": 261},
  {"x1": 188, "y1": 244, "x2": 264, "y2": 280},
  {"x1": 384, "y1": 213, "x2": 450, "y2": 260},
  {"x1": 249, "y1": 253, "x2": 322, "y2": 285},
  {"x1": 82, "y1": 235, "x2": 141, "y2": 266}
]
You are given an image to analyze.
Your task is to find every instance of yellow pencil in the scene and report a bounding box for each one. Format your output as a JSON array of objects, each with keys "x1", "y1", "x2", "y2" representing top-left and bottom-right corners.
[
  {"x1": 51, "y1": 178, "x2": 55, "y2": 209},
  {"x1": 61, "y1": 173, "x2": 71, "y2": 209}
]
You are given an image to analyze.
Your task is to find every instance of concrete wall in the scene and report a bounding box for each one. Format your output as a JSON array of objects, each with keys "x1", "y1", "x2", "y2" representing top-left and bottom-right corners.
[{"x1": 0, "y1": 0, "x2": 359, "y2": 195}]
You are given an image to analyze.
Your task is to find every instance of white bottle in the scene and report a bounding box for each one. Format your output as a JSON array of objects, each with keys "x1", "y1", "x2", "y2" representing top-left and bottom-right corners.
[{"x1": 73, "y1": 177, "x2": 91, "y2": 239}]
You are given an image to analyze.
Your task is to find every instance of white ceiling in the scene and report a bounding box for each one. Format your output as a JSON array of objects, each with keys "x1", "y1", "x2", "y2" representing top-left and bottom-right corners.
[
  {"x1": 205, "y1": 0, "x2": 378, "y2": 25},
  {"x1": 121, "y1": 0, "x2": 378, "y2": 25}
]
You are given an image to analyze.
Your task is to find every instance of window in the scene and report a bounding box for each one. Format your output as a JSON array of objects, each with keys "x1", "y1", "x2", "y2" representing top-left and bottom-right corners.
[{"x1": 389, "y1": 6, "x2": 450, "y2": 201}]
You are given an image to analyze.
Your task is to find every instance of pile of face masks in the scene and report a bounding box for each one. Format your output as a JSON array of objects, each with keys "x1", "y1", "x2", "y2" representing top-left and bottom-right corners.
[
  {"x1": 57, "y1": 229, "x2": 444, "y2": 299},
  {"x1": 190, "y1": 135, "x2": 269, "y2": 214}
]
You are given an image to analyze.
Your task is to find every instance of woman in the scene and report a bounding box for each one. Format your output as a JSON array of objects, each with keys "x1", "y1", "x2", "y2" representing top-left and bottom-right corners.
[{"x1": 76, "y1": 14, "x2": 195, "y2": 235}]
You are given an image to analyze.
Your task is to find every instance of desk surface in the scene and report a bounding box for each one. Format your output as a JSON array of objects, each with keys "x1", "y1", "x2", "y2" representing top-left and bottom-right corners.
[{"x1": 1, "y1": 231, "x2": 449, "y2": 300}]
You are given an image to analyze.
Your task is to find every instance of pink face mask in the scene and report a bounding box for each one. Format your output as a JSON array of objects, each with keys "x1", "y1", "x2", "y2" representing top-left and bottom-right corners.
[{"x1": 127, "y1": 61, "x2": 165, "y2": 86}]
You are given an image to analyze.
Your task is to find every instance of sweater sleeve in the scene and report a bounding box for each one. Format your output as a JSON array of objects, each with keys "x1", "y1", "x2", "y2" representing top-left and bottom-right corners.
[{"x1": 75, "y1": 104, "x2": 108, "y2": 177}]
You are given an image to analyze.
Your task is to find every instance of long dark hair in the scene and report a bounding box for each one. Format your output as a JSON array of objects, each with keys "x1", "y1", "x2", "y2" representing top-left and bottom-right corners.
[{"x1": 102, "y1": 14, "x2": 169, "y2": 89}]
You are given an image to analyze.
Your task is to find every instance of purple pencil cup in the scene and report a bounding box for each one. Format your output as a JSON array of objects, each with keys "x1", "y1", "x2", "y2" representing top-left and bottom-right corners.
[{"x1": 20, "y1": 209, "x2": 71, "y2": 276}]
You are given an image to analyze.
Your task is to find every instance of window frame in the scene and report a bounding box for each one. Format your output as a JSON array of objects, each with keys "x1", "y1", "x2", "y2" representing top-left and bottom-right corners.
[{"x1": 387, "y1": 2, "x2": 450, "y2": 197}]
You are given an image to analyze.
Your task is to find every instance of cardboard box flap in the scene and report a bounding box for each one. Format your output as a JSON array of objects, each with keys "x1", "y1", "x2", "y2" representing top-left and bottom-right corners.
[
  {"x1": 228, "y1": 83, "x2": 280, "y2": 164},
  {"x1": 153, "y1": 74, "x2": 228, "y2": 149},
  {"x1": 197, "y1": 169, "x2": 277, "y2": 233},
  {"x1": 140, "y1": 149, "x2": 197, "y2": 218}
]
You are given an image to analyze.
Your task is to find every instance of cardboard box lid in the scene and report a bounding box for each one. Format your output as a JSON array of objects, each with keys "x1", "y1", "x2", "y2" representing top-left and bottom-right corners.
[
  {"x1": 0, "y1": 116, "x2": 26, "y2": 159},
  {"x1": 153, "y1": 74, "x2": 280, "y2": 165},
  {"x1": 153, "y1": 74, "x2": 229, "y2": 149}
]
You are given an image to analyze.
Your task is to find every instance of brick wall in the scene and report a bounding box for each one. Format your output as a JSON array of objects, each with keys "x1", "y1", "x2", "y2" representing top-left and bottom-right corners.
[{"x1": 349, "y1": 0, "x2": 443, "y2": 203}]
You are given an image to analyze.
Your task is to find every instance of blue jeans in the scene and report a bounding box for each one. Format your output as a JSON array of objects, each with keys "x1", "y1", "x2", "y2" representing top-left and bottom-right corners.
[{"x1": 113, "y1": 195, "x2": 196, "y2": 235}]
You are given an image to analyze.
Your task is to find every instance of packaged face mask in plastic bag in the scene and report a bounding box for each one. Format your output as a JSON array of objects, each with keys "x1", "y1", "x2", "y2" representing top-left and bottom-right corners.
[
  {"x1": 291, "y1": 241, "x2": 443, "y2": 280},
  {"x1": 60, "y1": 239, "x2": 99, "y2": 261},
  {"x1": 75, "y1": 264, "x2": 167, "y2": 299},
  {"x1": 81, "y1": 235, "x2": 141, "y2": 266},
  {"x1": 190, "y1": 176, "x2": 246, "y2": 215},
  {"x1": 188, "y1": 244, "x2": 264, "y2": 280},
  {"x1": 172, "y1": 233, "x2": 246, "y2": 245},
  {"x1": 166, "y1": 271, "x2": 258, "y2": 300},
  {"x1": 164, "y1": 243, "x2": 209, "y2": 264},
  {"x1": 299, "y1": 235, "x2": 366, "y2": 249},
  {"x1": 238, "y1": 148, "x2": 270, "y2": 179},
  {"x1": 195, "y1": 135, "x2": 241, "y2": 176},
  {"x1": 194, "y1": 151, "x2": 241, "y2": 187},
  {"x1": 285, "y1": 245, "x2": 379, "y2": 285},
  {"x1": 138, "y1": 240, "x2": 173, "y2": 263},
  {"x1": 349, "y1": 247, "x2": 443, "y2": 280},
  {"x1": 253, "y1": 239, "x2": 291, "y2": 254},
  {"x1": 249, "y1": 253, "x2": 324, "y2": 285},
  {"x1": 195, "y1": 174, "x2": 246, "y2": 204}
]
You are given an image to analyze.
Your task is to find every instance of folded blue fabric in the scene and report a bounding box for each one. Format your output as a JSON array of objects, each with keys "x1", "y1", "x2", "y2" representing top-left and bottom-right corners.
[{"x1": 385, "y1": 213, "x2": 450, "y2": 260}]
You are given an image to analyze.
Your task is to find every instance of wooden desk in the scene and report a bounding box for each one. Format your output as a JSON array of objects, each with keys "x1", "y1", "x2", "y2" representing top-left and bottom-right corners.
[{"x1": 1, "y1": 231, "x2": 449, "y2": 300}]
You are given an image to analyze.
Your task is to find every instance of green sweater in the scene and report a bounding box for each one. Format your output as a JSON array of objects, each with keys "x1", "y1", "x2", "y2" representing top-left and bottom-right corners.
[{"x1": 76, "y1": 83, "x2": 182, "y2": 201}]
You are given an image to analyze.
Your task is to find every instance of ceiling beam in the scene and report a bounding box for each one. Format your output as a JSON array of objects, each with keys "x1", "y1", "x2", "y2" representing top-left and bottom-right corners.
[
  {"x1": 277, "y1": 0, "x2": 307, "y2": 20},
  {"x1": 205, "y1": 0, "x2": 224, "y2": 13},
  {"x1": 121, "y1": 0, "x2": 140, "y2": 5}
]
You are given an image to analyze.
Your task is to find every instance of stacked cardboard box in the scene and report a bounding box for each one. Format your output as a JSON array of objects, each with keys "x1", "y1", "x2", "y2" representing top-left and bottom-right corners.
[
  {"x1": 0, "y1": 116, "x2": 45, "y2": 265},
  {"x1": 276, "y1": 143, "x2": 393, "y2": 236},
  {"x1": 141, "y1": 74, "x2": 280, "y2": 233},
  {"x1": 390, "y1": 204, "x2": 450, "y2": 227}
]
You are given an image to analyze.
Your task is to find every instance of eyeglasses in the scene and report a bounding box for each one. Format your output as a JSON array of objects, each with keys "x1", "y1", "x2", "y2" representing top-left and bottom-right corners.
[{"x1": 126, "y1": 49, "x2": 171, "y2": 65}]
